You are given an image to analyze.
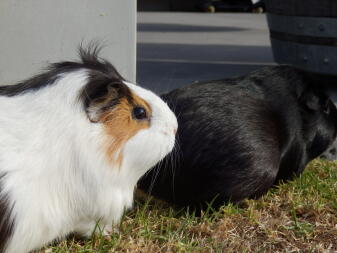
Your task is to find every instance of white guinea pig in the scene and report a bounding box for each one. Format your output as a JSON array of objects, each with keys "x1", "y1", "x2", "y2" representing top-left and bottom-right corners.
[{"x1": 0, "y1": 46, "x2": 177, "y2": 253}]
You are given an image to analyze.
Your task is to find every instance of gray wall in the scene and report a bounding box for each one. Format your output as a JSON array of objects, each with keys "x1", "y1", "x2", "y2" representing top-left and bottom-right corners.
[{"x1": 0, "y1": 0, "x2": 137, "y2": 84}]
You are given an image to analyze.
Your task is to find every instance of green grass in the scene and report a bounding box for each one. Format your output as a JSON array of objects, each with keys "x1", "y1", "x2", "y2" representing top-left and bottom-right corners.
[{"x1": 40, "y1": 159, "x2": 337, "y2": 253}]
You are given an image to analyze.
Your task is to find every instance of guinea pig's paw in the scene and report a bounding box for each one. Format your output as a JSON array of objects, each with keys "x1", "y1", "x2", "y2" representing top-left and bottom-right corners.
[
  {"x1": 102, "y1": 224, "x2": 120, "y2": 236},
  {"x1": 74, "y1": 221, "x2": 98, "y2": 238},
  {"x1": 102, "y1": 225, "x2": 113, "y2": 236},
  {"x1": 320, "y1": 146, "x2": 337, "y2": 160},
  {"x1": 75, "y1": 222, "x2": 119, "y2": 239}
]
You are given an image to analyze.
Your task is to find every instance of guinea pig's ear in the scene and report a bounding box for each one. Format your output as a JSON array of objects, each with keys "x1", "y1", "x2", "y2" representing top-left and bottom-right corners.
[
  {"x1": 301, "y1": 91, "x2": 320, "y2": 111},
  {"x1": 300, "y1": 89, "x2": 327, "y2": 112},
  {"x1": 81, "y1": 78, "x2": 131, "y2": 122}
]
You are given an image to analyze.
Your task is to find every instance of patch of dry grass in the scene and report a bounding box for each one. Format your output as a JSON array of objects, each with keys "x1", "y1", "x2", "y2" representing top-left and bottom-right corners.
[{"x1": 40, "y1": 159, "x2": 336, "y2": 253}]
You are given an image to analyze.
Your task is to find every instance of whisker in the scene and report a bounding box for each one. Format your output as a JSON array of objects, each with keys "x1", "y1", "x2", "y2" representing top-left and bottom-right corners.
[{"x1": 148, "y1": 146, "x2": 165, "y2": 195}]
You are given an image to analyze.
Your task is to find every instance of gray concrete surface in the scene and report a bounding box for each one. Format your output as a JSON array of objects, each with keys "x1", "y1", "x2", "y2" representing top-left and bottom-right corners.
[
  {"x1": 137, "y1": 12, "x2": 275, "y2": 93},
  {"x1": 0, "y1": 0, "x2": 137, "y2": 84}
]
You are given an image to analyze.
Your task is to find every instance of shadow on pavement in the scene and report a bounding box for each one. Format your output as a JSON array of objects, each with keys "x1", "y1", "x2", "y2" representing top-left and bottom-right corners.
[
  {"x1": 137, "y1": 43, "x2": 274, "y2": 94},
  {"x1": 138, "y1": 23, "x2": 247, "y2": 33}
]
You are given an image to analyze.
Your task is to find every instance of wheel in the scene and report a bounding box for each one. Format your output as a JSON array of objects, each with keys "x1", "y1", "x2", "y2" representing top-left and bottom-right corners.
[
  {"x1": 252, "y1": 6, "x2": 264, "y2": 13},
  {"x1": 202, "y1": 4, "x2": 216, "y2": 13}
]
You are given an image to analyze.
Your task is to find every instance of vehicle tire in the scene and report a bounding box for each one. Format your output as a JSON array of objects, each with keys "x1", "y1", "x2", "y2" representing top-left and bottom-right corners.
[
  {"x1": 252, "y1": 6, "x2": 264, "y2": 13},
  {"x1": 203, "y1": 4, "x2": 216, "y2": 13}
]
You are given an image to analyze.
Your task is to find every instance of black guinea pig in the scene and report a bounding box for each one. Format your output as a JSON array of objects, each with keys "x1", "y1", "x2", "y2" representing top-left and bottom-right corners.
[{"x1": 138, "y1": 66, "x2": 337, "y2": 209}]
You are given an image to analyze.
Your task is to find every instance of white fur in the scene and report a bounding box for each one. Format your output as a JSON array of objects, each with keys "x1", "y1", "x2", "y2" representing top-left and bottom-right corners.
[{"x1": 0, "y1": 70, "x2": 177, "y2": 253}]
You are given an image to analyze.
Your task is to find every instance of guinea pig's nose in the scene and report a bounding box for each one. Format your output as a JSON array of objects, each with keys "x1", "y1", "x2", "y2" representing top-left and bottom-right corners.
[{"x1": 173, "y1": 128, "x2": 177, "y2": 135}]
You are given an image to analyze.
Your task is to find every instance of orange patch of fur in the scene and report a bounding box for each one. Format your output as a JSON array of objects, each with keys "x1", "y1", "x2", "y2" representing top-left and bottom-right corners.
[{"x1": 99, "y1": 92, "x2": 152, "y2": 168}]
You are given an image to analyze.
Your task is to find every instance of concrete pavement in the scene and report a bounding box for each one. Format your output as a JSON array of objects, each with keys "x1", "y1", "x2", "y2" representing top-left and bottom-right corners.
[{"x1": 137, "y1": 12, "x2": 275, "y2": 94}]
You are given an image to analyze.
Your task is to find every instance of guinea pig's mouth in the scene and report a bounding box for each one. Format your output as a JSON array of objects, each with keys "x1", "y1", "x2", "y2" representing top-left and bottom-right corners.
[{"x1": 161, "y1": 128, "x2": 177, "y2": 136}]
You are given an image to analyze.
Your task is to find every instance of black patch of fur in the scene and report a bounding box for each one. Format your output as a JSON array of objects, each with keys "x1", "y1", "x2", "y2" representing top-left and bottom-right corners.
[
  {"x1": 138, "y1": 66, "x2": 337, "y2": 210},
  {"x1": 79, "y1": 50, "x2": 134, "y2": 118},
  {"x1": 75, "y1": 45, "x2": 134, "y2": 119},
  {"x1": 80, "y1": 74, "x2": 132, "y2": 112},
  {"x1": 0, "y1": 175, "x2": 14, "y2": 253}
]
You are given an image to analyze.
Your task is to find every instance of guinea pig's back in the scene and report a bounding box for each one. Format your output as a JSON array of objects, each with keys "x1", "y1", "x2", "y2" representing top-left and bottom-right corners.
[{"x1": 140, "y1": 82, "x2": 284, "y2": 207}]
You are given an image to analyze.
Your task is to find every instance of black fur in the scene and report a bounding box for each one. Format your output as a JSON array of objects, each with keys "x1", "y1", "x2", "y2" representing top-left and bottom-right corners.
[
  {"x1": 0, "y1": 175, "x2": 14, "y2": 253},
  {"x1": 79, "y1": 57, "x2": 133, "y2": 120},
  {"x1": 138, "y1": 66, "x2": 337, "y2": 209}
]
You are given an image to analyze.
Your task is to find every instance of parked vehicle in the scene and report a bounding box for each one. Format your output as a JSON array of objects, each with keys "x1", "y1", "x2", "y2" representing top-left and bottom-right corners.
[{"x1": 198, "y1": 0, "x2": 265, "y2": 13}]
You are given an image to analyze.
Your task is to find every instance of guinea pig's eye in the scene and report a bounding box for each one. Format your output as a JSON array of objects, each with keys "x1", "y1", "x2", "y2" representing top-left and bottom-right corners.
[{"x1": 132, "y1": 106, "x2": 147, "y2": 120}]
